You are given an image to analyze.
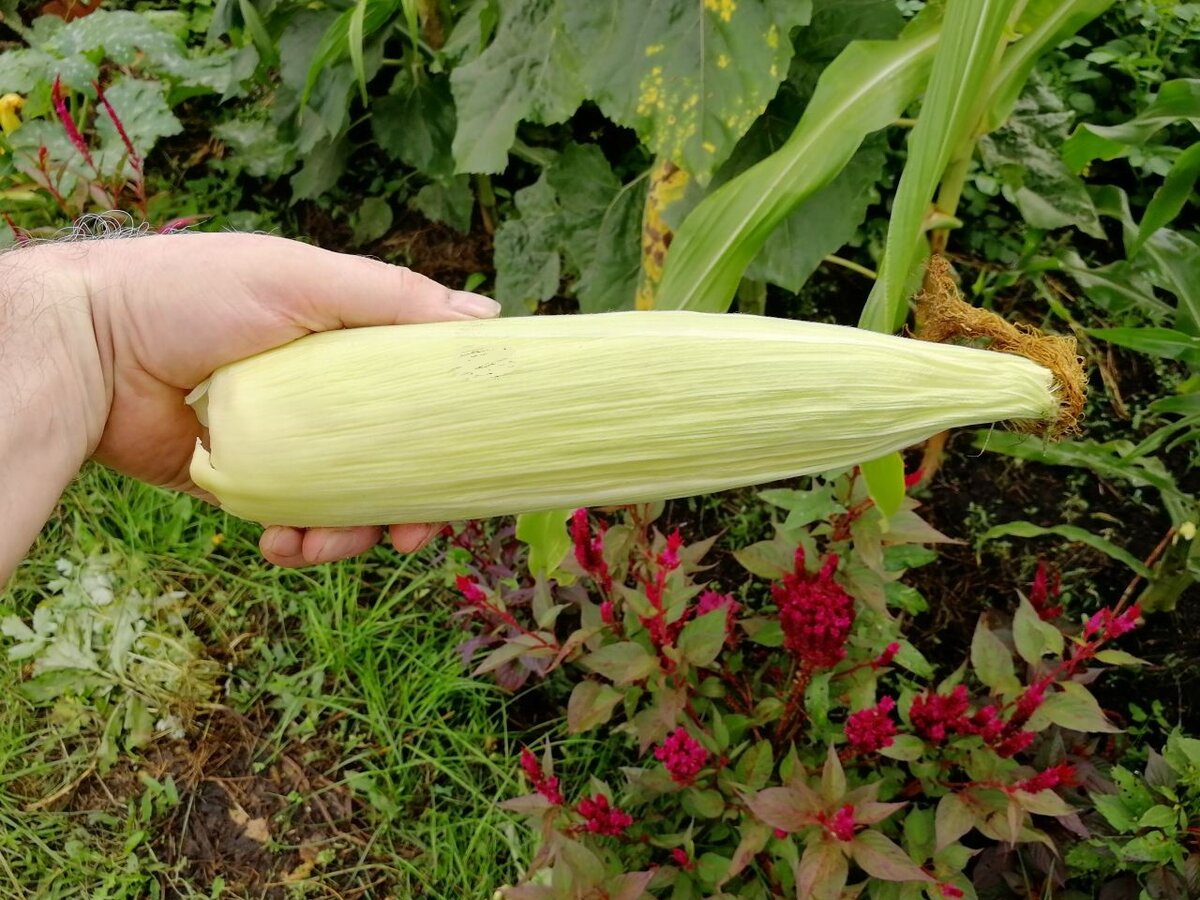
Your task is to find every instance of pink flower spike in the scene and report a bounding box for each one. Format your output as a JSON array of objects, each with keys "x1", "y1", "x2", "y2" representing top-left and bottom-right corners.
[
  {"x1": 940, "y1": 884, "x2": 965, "y2": 898},
  {"x1": 455, "y1": 574, "x2": 487, "y2": 605},
  {"x1": 93, "y1": 80, "x2": 140, "y2": 168},
  {"x1": 657, "y1": 529, "x2": 684, "y2": 571},
  {"x1": 824, "y1": 804, "x2": 856, "y2": 842},
  {"x1": 845, "y1": 696, "x2": 897, "y2": 754},
  {"x1": 654, "y1": 727, "x2": 709, "y2": 785},
  {"x1": 774, "y1": 552, "x2": 855, "y2": 671},
  {"x1": 576, "y1": 793, "x2": 633, "y2": 836},
  {"x1": 871, "y1": 641, "x2": 901, "y2": 669},
  {"x1": 51, "y1": 76, "x2": 95, "y2": 169}
]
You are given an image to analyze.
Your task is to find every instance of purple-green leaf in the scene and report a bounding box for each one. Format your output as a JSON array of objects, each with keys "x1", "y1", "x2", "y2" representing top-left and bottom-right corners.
[{"x1": 849, "y1": 830, "x2": 934, "y2": 883}]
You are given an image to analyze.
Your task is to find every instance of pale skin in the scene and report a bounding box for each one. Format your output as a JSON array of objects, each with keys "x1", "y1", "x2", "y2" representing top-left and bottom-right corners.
[{"x1": 0, "y1": 232, "x2": 501, "y2": 584}]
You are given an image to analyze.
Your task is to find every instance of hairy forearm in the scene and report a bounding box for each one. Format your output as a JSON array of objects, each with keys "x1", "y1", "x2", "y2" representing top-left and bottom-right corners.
[{"x1": 0, "y1": 245, "x2": 106, "y2": 583}]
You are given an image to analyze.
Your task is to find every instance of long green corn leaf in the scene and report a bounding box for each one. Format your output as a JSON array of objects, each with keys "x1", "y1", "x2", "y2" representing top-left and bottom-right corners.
[
  {"x1": 982, "y1": 0, "x2": 1116, "y2": 131},
  {"x1": 859, "y1": 0, "x2": 1017, "y2": 334},
  {"x1": 654, "y1": 11, "x2": 942, "y2": 314}
]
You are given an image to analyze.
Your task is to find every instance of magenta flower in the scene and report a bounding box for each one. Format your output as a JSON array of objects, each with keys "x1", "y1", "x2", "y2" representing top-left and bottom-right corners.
[
  {"x1": 576, "y1": 793, "x2": 633, "y2": 836},
  {"x1": 844, "y1": 696, "x2": 897, "y2": 754},
  {"x1": 773, "y1": 549, "x2": 854, "y2": 671},
  {"x1": 654, "y1": 727, "x2": 709, "y2": 785}
]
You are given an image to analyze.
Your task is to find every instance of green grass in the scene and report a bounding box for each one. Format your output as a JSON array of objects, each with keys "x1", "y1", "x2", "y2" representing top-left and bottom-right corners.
[{"x1": 1, "y1": 465, "x2": 618, "y2": 898}]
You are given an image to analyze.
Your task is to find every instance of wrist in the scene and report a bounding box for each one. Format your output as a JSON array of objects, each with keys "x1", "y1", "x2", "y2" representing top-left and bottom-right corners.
[{"x1": 0, "y1": 242, "x2": 109, "y2": 580}]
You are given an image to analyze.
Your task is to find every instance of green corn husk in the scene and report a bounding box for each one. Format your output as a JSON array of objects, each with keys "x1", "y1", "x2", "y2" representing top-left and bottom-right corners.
[{"x1": 188, "y1": 311, "x2": 1060, "y2": 526}]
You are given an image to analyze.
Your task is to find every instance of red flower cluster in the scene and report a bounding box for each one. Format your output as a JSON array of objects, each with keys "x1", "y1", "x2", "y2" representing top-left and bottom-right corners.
[
  {"x1": 1029, "y1": 561, "x2": 1064, "y2": 620},
  {"x1": 1013, "y1": 763, "x2": 1077, "y2": 794},
  {"x1": 1084, "y1": 604, "x2": 1141, "y2": 641},
  {"x1": 571, "y1": 508, "x2": 613, "y2": 592},
  {"x1": 817, "y1": 804, "x2": 857, "y2": 842},
  {"x1": 773, "y1": 549, "x2": 855, "y2": 670},
  {"x1": 654, "y1": 727, "x2": 709, "y2": 785},
  {"x1": 909, "y1": 685, "x2": 971, "y2": 743},
  {"x1": 576, "y1": 793, "x2": 634, "y2": 836},
  {"x1": 909, "y1": 684, "x2": 1041, "y2": 758},
  {"x1": 844, "y1": 697, "x2": 897, "y2": 754},
  {"x1": 519, "y1": 748, "x2": 562, "y2": 805},
  {"x1": 657, "y1": 530, "x2": 684, "y2": 571},
  {"x1": 456, "y1": 574, "x2": 487, "y2": 606}
]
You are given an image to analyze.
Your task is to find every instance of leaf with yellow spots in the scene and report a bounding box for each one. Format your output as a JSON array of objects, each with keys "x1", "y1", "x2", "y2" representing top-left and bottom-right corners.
[
  {"x1": 635, "y1": 158, "x2": 691, "y2": 309},
  {"x1": 564, "y1": 0, "x2": 812, "y2": 183}
]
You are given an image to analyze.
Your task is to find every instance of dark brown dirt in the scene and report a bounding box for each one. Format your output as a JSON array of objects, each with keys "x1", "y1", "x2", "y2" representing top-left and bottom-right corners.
[{"x1": 66, "y1": 707, "x2": 391, "y2": 899}]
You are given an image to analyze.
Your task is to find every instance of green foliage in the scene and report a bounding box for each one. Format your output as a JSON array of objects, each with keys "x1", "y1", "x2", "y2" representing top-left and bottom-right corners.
[
  {"x1": 0, "y1": 553, "x2": 220, "y2": 773},
  {"x1": 448, "y1": 473, "x2": 1147, "y2": 897},
  {"x1": 1067, "y1": 730, "x2": 1200, "y2": 895}
]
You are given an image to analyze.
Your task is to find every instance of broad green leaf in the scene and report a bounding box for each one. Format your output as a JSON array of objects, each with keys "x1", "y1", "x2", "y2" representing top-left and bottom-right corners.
[
  {"x1": 580, "y1": 641, "x2": 659, "y2": 684},
  {"x1": 978, "y1": 520, "x2": 1154, "y2": 579},
  {"x1": 860, "y1": 0, "x2": 1018, "y2": 334},
  {"x1": 93, "y1": 77, "x2": 181, "y2": 161},
  {"x1": 1092, "y1": 794, "x2": 1137, "y2": 832},
  {"x1": 733, "y1": 741, "x2": 775, "y2": 791},
  {"x1": 861, "y1": 452, "x2": 906, "y2": 522},
  {"x1": 411, "y1": 176, "x2": 474, "y2": 234},
  {"x1": 1012, "y1": 596, "x2": 1063, "y2": 665},
  {"x1": 1086, "y1": 327, "x2": 1200, "y2": 361},
  {"x1": 677, "y1": 609, "x2": 728, "y2": 668},
  {"x1": 743, "y1": 784, "x2": 820, "y2": 833},
  {"x1": 1014, "y1": 788, "x2": 1074, "y2": 817},
  {"x1": 371, "y1": 71, "x2": 457, "y2": 178},
  {"x1": 797, "y1": 839, "x2": 849, "y2": 900},
  {"x1": 450, "y1": 0, "x2": 585, "y2": 173},
  {"x1": 567, "y1": 680, "x2": 624, "y2": 733},
  {"x1": 493, "y1": 178, "x2": 562, "y2": 313},
  {"x1": 566, "y1": 0, "x2": 812, "y2": 184},
  {"x1": 682, "y1": 788, "x2": 725, "y2": 819},
  {"x1": 351, "y1": 197, "x2": 394, "y2": 245},
  {"x1": 1063, "y1": 79, "x2": 1200, "y2": 171},
  {"x1": 935, "y1": 793, "x2": 975, "y2": 851},
  {"x1": 746, "y1": 141, "x2": 887, "y2": 292},
  {"x1": 494, "y1": 144, "x2": 636, "y2": 313},
  {"x1": 290, "y1": 134, "x2": 349, "y2": 200},
  {"x1": 850, "y1": 830, "x2": 933, "y2": 882},
  {"x1": 820, "y1": 743, "x2": 845, "y2": 804},
  {"x1": 1091, "y1": 184, "x2": 1200, "y2": 335},
  {"x1": 880, "y1": 735, "x2": 924, "y2": 761},
  {"x1": 577, "y1": 180, "x2": 647, "y2": 314},
  {"x1": 1095, "y1": 649, "x2": 1149, "y2": 667},
  {"x1": 656, "y1": 9, "x2": 942, "y2": 313},
  {"x1": 1133, "y1": 142, "x2": 1200, "y2": 255},
  {"x1": 977, "y1": 82, "x2": 1102, "y2": 237},
  {"x1": 722, "y1": 821, "x2": 772, "y2": 885},
  {"x1": 1029, "y1": 681, "x2": 1120, "y2": 734},
  {"x1": 516, "y1": 509, "x2": 573, "y2": 577},
  {"x1": 981, "y1": 0, "x2": 1115, "y2": 130},
  {"x1": 970, "y1": 617, "x2": 1020, "y2": 696}
]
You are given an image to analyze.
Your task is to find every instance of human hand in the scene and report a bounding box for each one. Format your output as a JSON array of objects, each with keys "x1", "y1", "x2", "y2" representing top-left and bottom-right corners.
[{"x1": 10, "y1": 232, "x2": 499, "y2": 569}]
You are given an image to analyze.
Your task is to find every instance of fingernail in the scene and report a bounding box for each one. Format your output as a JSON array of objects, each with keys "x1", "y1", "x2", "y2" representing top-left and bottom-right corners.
[{"x1": 449, "y1": 290, "x2": 501, "y2": 318}]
